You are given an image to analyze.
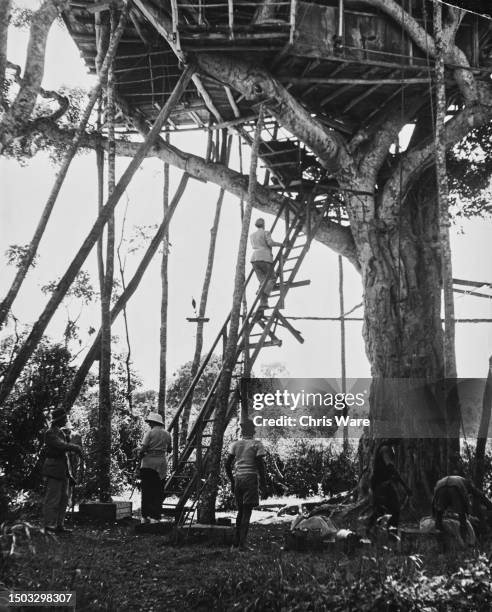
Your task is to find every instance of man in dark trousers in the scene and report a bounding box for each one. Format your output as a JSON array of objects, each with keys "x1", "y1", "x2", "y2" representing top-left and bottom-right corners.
[
  {"x1": 42, "y1": 408, "x2": 83, "y2": 533},
  {"x1": 433, "y1": 474, "x2": 492, "y2": 542},
  {"x1": 367, "y1": 438, "x2": 411, "y2": 533},
  {"x1": 225, "y1": 419, "x2": 268, "y2": 550},
  {"x1": 250, "y1": 218, "x2": 282, "y2": 313}
]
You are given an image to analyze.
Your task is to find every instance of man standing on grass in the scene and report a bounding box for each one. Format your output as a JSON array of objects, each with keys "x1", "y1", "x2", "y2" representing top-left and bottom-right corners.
[
  {"x1": 225, "y1": 419, "x2": 268, "y2": 550},
  {"x1": 42, "y1": 408, "x2": 83, "y2": 533}
]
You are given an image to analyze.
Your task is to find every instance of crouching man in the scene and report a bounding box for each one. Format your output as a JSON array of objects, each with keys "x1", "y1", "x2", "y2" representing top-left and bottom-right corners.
[
  {"x1": 432, "y1": 475, "x2": 492, "y2": 543},
  {"x1": 225, "y1": 419, "x2": 268, "y2": 551}
]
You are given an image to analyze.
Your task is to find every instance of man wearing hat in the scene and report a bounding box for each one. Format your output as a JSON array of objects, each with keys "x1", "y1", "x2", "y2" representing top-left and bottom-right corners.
[
  {"x1": 42, "y1": 408, "x2": 83, "y2": 533},
  {"x1": 137, "y1": 412, "x2": 172, "y2": 524},
  {"x1": 250, "y1": 218, "x2": 282, "y2": 313},
  {"x1": 225, "y1": 419, "x2": 268, "y2": 550}
]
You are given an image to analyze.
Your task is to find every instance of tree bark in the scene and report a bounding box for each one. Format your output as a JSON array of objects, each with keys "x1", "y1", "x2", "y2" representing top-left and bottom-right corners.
[
  {"x1": 0, "y1": 9, "x2": 128, "y2": 329},
  {"x1": 180, "y1": 131, "x2": 231, "y2": 444},
  {"x1": 474, "y1": 357, "x2": 492, "y2": 489},
  {"x1": 158, "y1": 136, "x2": 171, "y2": 420},
  {"x1": 0, "y1": 0, "x2": 69, "y2": 153},
  {"x1": 198, "y1": 108, "x2": 263, "y2": 524},
  {"x1": 0, "y1": 68, "x2": 194, "y2": 407},
  {"x1": 360, "y1": 170, "x2": 457, "y2": 508},
  {"x1": 0, "y1": 0, "x2": 11, "y2": 109}
]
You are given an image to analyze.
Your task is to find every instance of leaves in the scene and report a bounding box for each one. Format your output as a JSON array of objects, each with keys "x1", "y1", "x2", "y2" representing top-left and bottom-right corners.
[{"x1": 5, "y1": 245, "x2": 38, "y2": 269}]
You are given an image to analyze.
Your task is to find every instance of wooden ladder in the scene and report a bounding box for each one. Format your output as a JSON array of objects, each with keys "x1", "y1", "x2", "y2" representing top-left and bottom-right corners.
[{"x1": 162, "y1": 188, "x2": 332, "y2": 523}]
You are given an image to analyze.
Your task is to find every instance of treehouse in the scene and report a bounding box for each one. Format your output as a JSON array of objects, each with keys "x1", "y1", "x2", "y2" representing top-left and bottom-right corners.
[{"x1": 64, "y1": 0, "x2": 492, "y2": 189}]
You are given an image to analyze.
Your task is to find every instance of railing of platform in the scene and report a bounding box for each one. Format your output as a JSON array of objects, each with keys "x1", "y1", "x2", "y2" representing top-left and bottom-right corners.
[{"x1": 170, "y1": 0, "x2": 296, "y2": 42}]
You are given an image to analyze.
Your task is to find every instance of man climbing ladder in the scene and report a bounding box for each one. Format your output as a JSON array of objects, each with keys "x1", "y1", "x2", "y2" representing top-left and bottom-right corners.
[{"x1": 250, "y1": 217, "x2": 282, "y2": 313}]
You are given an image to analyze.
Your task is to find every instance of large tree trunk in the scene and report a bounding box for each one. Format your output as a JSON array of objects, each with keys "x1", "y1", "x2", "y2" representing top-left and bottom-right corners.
[{"x1": 360, "y1": 171, "x2": 457, "y2": 508}]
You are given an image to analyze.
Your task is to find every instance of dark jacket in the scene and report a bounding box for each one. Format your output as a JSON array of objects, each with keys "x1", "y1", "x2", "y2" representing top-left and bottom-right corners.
[{"x1": 42, "y1": 426, "x2": 80, "y2": 480}]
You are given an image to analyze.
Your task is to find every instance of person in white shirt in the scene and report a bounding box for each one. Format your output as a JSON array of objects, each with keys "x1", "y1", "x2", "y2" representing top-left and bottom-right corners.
[
  {"x1": 250, "y1": 218, "x2": 282, "y2": 312},
  {"x1": 137, "y1": 412, "x2": 171, "y2": 524},
  {"x1": 225, "y1": 419, "x2": 268, "y2": 550}
]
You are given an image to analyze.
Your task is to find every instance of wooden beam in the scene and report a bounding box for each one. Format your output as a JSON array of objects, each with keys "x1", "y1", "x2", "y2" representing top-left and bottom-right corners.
[
  {"x1": 283, "y1": 77, "x2": 432, "y2": 86},
  {"x1": 341, "y1": 70, "x2": 399, "y2": 114},
  {"x1": 224, "y1": 86, "x2": 241, "y2": 118},
  {"x1": 453, "y1": 288, "x2": 492, "y2": 299},
  {"x1": 192, "y1": 75, "x2": 223, "y2": 122},
  {"x1": 453, "y1": 278, "x2": 492, "y2": 289},
  {"x1": 85, "y1": 1, "x2": 124, "y2": 14}
]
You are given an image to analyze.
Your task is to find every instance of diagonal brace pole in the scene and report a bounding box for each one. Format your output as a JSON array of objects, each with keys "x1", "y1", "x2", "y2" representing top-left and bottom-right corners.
[{"x1": 0, "y1": 66, "x2": 195, "y2": 407}]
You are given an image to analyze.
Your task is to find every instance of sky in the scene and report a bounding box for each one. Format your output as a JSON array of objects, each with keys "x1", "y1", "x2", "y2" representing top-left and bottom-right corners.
[{"x1": 1, "y1": 10, "x2": 492, "y2": 394}]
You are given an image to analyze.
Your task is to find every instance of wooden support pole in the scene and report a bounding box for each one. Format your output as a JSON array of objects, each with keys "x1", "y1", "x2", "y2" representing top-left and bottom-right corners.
[
  {"x1": 0, "y1": 9, "x2": 128, "y2": 330},
  {"x1": 170, "y1": 0, "x2": 181, "y2": 51},
  {"x1": 228, "y1": 0, "x2": 234, "y2": 40},
  {"x1": 63, "y1": 172, "x2": 190, "y2": 412},
  {"x1": 289, "y1": 0, "x2": 297, "y2": 45},
  {"x1": 338, "y1": 213, "x2": 348, "y2": 451},
  {"x1": 0, "y1": 67, "x2": 194, "y2": 407},
  {"x1": 434, "y1": 2, "x2": 456, "y2": 380}
]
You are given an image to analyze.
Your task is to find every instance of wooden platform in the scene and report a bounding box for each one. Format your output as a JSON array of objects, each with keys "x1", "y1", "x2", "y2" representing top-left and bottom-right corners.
[{"x1": 78, "y1": 501, "x2": 133, "y2": 522}]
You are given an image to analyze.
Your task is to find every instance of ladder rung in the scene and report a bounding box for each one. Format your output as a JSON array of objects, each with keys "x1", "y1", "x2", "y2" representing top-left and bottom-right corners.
[
  {"x1": 272, "y1": 279, "x2": 310, "y2": 291},
  {"x1": 246, "y1": 340, "x2": 282, "y2": 349}
]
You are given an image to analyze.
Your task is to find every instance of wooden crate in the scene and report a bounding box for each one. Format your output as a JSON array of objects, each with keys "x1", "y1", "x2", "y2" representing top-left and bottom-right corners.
[{"x1": 79, "y1": 501, "x2": 132, "y2": 521}]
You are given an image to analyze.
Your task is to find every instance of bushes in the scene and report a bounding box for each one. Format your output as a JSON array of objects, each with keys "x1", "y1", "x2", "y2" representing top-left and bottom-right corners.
[
  {"x1": 0, "y1": 339, "x2": 76, "y2": 519},
  {"x1": 272, "y1": 440, "x2": 357, "y2": 498},
  {"x1": 215, "y1": 438, "x2": 357, "y2": 510},
  {"x1": 0, "y1": 335, "x2": 145, "y2": 513}
]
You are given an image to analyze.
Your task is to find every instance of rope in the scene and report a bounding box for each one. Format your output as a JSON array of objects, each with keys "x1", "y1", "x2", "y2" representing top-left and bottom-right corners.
[{"x1": 431, "y1": 0, "x2": 492, "y2": 22}]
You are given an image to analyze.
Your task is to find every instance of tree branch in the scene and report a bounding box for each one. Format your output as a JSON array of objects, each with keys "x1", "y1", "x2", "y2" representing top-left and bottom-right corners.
[
  {"x1": 6, "y1": 60, "x2": 69, "y2": 121},
  {"x1": 0, "y1": 0, "x2": 11, "y2": 109},
  {"x1": 195, "y1": 53, "x2": 353, "y2": 176},
  {"x1": 0, "y1": 0, "x2": 69, "y2": 153},
  {"x1": 383, "y1": 99, "x2": 492, "y2": 212},
  {"x1": 25, "y1": 116, "x2": 359, "y2": 267}
]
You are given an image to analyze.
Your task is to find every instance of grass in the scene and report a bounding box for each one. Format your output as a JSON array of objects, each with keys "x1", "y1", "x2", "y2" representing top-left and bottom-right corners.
[{"x1": 2, "y1": 517, "x2": 492, "y2": 611}]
